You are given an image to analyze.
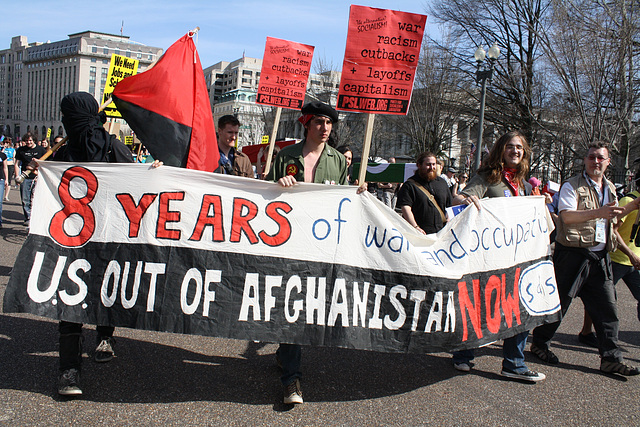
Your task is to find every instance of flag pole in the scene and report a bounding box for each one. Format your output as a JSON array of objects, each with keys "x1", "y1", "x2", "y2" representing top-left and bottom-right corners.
[
  {"x1": 16, "y1": 100, "x2": 111, "y2": 184},
  {"x1": 262, "y1": 106, "x2": 282, "y2": 177},
  {"x1": 357, "y1": 113, "x2": 376, "y2": 185}
]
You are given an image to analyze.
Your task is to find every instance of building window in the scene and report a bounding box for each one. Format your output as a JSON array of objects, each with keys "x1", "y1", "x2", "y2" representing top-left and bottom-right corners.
[
  {"x1": 92, "y1": 46, "x2": 97, "y2": 53},
  {"x1": 104, "y1": 48, "x2": 109, "y2": 55}
]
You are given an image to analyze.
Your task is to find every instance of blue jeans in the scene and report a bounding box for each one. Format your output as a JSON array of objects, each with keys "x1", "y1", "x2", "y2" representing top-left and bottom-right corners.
[
  {"x1": 612, "y1": 262, "x2": 640, "y2": 322},
  {"x1": 20, "y1": 177, "x2": 35, "y2": 221},
  {"x1": 276, "y1": 343, "x2": 301, "y2": 386},
  {"x1": 452, "y1": 331, "x2": 530, "y2": 373},
  {"x1": 0, "y1": 179, "x2": 4, "y2": 224}
]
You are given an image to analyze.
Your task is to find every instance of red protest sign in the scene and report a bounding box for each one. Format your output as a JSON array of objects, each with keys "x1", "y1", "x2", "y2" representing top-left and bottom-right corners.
[
  {"x1": 257, "y1": 37, "x2": 314, "y2": 110},
  {"x1": 337, "y1": 5, "x2": 427, "y2": 115}
]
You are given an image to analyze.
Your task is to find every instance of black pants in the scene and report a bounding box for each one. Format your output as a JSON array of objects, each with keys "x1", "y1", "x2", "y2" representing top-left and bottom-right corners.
[
  {"x1": 532, "y1": 244, "x2": 622, "y2": 362},
  {"x1": 59, "y1": 321, "x2": 114, "y2": 372}
]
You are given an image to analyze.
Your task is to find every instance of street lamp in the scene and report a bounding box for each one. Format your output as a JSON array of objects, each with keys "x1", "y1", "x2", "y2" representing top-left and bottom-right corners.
[{"x1": 473, "y1": 42, "x2": 500, "y2": 172}]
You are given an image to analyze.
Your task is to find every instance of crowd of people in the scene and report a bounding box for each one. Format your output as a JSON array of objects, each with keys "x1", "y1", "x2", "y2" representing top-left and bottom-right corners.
[{"x1": 3, "y1": 93, "x2": 639, "y2": 405}]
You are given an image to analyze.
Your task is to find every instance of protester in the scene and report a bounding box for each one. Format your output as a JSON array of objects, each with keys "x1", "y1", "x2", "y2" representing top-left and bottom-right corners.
[
  {"x1": 214, "y1": 115, "x2": 252, "y2": 177},
  {"x1": 607, "y1": 169, "x2": 640, "y2": 324},
  {"x1": 14, "y1": 132, "x2": 46, "y2": 225},
  {"x1": 377, "y1": 157, "x2": 398, "y2": 207},
  {"x1": 336, "y1": 145, "x2": 354, "y2": 184},
  {"x1": 266, "y1": 101, "x2": 347, "y2": 404},
  {"x1": 49, "y1": 92, "x2": 142, "y2": 396},
  {"x1": 530, "y1": 141, "x2": 640, "y2": 376},
  {"x1": 529, "y1": 177, "x2": 542, "y2": 195},
  {"x1": 2, "y1": 138, "x2": 15, "y2": 201},
  {"x1": 0, "y1": 147, "x2": 8, "y2": 227},
  {"x1": 440, "y1": 166, "x2": 457, "y2": 194},
  {"x1": 451, "y1": 172, "x2": 468, "y2": 197},
  {"x1": 397, "y1": 152, "x2": 451, "y2": 234},
  {"x1": 453, "y1": 130, "x2": 545, "y2": 382}
]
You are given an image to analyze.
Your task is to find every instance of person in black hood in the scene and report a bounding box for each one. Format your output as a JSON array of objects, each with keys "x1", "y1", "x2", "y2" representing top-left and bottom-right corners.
[
  {"x1": 55, "y1": 92, "x2": 135, "y2": 397},
  {"x1": 57, "y1": 91, "x2": 133, "y2": 163}
]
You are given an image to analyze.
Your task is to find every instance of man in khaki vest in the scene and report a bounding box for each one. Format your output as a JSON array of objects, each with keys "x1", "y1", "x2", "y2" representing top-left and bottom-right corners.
[{"x1": 531, "y1": 142, "x2": 640, "y2": 376}]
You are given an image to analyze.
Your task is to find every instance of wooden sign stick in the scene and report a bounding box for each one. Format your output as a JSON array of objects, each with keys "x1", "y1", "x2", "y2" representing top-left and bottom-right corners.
[
  {"x1": 262, "y1": 106, "x2": 282, "y2": 177},
  {"x1": 357, "y1": 113, "x2": 376, "y2": 185}
]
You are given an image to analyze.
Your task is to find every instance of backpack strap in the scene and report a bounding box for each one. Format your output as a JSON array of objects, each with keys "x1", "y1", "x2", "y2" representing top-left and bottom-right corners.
[{"x1": 407, "y1": 178, "x2": 446, "y2": 222}]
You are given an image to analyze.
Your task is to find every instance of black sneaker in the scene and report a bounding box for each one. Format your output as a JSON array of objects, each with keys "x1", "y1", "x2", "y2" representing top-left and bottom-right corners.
[
  {"x1": 283, "y1": 379, "x2": 303, "y2": 404},
  {"x1": 530, "y1": 344, "x2": 559, "y2": 364},
  {"x1": 500, "y1": 369, "x2": 546, "y2": 382},
  {"x1": 600, "y1": 360, "x2": 640, "y2": 376},
  {"x1": 58, "y1": 368, "x2": 82, "y2": 396},
  {"x1": 578, "y1": 332, "x2": 598, "y2": 348},
  {"x1": 94, "y1": 337, "x2": 115, "y2": 363}
]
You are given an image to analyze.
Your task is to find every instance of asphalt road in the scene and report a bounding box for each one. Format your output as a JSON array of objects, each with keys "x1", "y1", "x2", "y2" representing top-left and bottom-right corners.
[{"x1": 1, "y1": 194, "x2": 639, "y2": 426}]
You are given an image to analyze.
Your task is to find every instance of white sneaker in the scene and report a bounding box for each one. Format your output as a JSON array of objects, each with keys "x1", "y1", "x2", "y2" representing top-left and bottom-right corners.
[
  {"x1": 453, "y1": 362, "x2": 472, "y2": 372},
  {"x1": 284, "y1": 379, "x2": 303, "y2": 404}
]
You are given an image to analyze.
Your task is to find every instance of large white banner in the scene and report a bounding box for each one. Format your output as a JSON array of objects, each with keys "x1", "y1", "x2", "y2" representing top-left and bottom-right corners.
[{"x1": 4, "y1": 162, "x2": 560, "y2": 353}]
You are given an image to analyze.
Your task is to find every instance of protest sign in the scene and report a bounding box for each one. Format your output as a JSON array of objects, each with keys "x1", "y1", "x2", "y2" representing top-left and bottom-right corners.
[
  {"x1": 102, "y1": 54, "x2": 140, "y2": 118},
  {"x1": 257, "y1": 37, "x2": 314, "y2": 176},
  {"x1": 257, "y1": 37, "x2": 314, "y2": 110},
  {"x1": 337, "y1": 6, "x2": 426, "y2": 115},
  {"x1": 4, "y1": 162, "x2": 560, "y2": 354}
]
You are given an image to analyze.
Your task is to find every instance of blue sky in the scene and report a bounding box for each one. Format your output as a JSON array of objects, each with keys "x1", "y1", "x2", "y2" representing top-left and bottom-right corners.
[{"x1": 3, "y1": 0, "x2": 432, "y2": 69}]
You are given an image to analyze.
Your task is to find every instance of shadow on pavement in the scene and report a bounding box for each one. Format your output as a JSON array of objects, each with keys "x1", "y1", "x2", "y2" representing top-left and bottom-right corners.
[{"x1": 0, "y1": 314, "x2": 472, "y2": 404}]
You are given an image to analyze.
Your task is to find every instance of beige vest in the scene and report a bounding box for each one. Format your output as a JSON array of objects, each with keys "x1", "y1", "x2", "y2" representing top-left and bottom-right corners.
[{"x1": 555, "y1": 173, "x2": 618, "y2": 252}]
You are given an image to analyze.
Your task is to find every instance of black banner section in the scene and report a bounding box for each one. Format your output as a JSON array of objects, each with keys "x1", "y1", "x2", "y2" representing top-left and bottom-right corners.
[{"x1": 4, "y1": 235, "x2": 560, "y2": 354}]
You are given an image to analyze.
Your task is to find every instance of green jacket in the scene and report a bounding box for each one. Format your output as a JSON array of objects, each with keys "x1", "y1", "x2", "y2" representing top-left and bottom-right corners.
[{"x1": 267, "y1": 140, "x2": 347, "y2": 185}]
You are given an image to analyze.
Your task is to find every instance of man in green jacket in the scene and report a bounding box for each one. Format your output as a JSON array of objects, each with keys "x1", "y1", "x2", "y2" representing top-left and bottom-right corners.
[{"x1": 267, "y1": 101, "x2": 346, "y2": 404}]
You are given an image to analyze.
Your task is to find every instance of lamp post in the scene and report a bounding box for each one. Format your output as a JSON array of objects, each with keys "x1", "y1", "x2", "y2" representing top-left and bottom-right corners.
[{"x1": 473, "y1": 42, "x2": 500, "y2": 172}]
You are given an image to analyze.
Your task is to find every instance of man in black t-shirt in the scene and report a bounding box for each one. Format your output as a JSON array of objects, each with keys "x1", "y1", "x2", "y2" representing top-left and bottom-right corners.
[
  {"x1": 396, "y1": 151, "x2": 451, "y2": 234},
  {"x1": 14, "y1": 132, "x2": 46, "y2": 223},
  {"x1": 0, "y1": 149, "x2": 8, "y2": 228}
]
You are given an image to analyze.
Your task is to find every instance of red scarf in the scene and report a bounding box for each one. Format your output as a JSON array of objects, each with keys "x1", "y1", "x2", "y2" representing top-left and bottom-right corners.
[{"x1": 502, "y1": 168, "x2": 520, "y2": 196}]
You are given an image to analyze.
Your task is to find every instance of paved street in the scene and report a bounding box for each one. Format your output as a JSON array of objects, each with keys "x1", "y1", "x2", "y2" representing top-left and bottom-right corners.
[{"x1": 1, "y1": 194, "x2": 639, "y2": 426}]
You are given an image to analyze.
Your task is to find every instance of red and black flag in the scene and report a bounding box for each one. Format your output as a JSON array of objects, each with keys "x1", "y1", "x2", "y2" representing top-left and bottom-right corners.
[{"x1": 112, "y1": 31, "x2": 219, "y2": 171}]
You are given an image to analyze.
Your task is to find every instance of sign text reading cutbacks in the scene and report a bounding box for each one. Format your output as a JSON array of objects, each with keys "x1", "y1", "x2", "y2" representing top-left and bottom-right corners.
[
  {"x1": 3, "y1": 163, "x2": 561, "y2": 353},
  {"x1": 256, "y1": 37, "x2": 314, "y2": 109},
  {"x1": 337, "y1": 6, "x2": 427, "y2": 114}
]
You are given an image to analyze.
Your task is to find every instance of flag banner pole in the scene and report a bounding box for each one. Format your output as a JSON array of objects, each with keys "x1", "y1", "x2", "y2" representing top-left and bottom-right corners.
[
  {"x1": 16, "y1": 97, "x2": 112, "y2": 184},
  {"x1": 263, "y1": 107, "x2": 282, "y2": 177},
  {"x1": 358, "y1": 113, "x2": 376, "y2": 185}
]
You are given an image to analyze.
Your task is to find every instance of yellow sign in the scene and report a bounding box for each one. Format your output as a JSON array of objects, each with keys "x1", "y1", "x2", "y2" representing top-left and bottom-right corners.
[
  {"x1": 46, "y1": 128, "x2": 51, "y2": 138},
  {"x1": 261, "y1": 135, "x2": 269, "y2": 144},
  {"x1": 124, "y1": 135, "x2": 134, "y2": 146},
  {"x1": 102, "y1": 54, "x2": 140, "y2": 118}
]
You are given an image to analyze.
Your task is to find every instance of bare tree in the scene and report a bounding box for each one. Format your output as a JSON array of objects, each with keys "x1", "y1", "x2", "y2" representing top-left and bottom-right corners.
[
  {"x1": 538, "y1": 0, "x2": 640, "y2": 177},
  {"x1": 429, "y1": 0, "x2": 551, "y2": 144},
  {"x1": 395, "y1": 36, "x2": 470, "y2": 157}
]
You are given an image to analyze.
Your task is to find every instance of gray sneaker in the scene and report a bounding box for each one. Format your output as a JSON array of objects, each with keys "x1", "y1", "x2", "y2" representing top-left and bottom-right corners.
[
  {"x1": 58, "y1": 368, "x2": 82, "y2": 396},
  {"x1": 94, "y1": 337, "x2": 115, "y2": 363},
  {"x1": 284, "y1": 379, "x2": 303, "y2": 404}
]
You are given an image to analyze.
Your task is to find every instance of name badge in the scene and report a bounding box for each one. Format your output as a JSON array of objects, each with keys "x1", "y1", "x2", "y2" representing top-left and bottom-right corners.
[{"x1": 595, "y1": 219, "x2": 607, "y2": 243}]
